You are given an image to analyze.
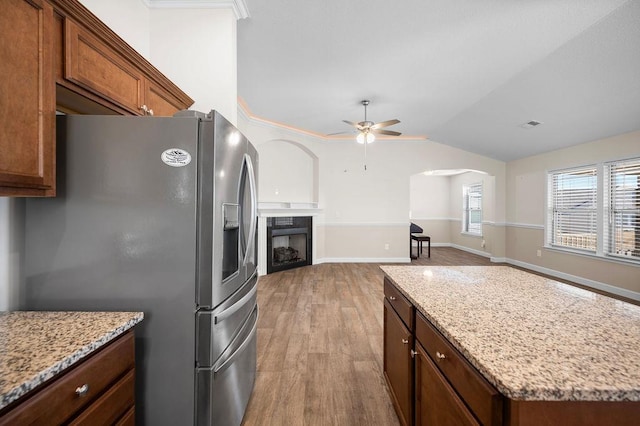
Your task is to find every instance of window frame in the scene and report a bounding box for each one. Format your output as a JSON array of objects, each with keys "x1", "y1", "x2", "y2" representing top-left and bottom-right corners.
[
  {"x1": 604, "y1": 157, "x2": 640, "y2": 262},
  {"x1": 546, "y1": 165, "x2": 598, "y2": 254},
  {"x1": 545, "y1": 156, "x2": 640, "y2": 266},
  {"x1": 462, "y1": 182, "x2": 483, "y2": 236}
]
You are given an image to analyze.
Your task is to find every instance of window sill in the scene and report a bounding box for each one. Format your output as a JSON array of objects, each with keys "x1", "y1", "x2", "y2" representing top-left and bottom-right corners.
[{"x1": 460, "y1": 232, "x2": 483, "y2": 238}]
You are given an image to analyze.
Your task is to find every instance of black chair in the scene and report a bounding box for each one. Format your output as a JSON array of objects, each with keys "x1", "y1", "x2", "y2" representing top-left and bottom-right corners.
[{"x1": 410, "y1": 222, "x2": 431, "y2": 259}]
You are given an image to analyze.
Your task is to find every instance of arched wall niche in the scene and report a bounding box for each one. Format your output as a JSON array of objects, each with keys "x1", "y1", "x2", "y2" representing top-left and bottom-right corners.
[{"x1": 256, "y1": 139, "x2": 319, "y2": 204}]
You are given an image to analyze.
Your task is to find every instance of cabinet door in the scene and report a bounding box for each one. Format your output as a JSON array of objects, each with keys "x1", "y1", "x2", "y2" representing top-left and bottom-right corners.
[
  {"x1": 0, "y1": 0, "x2": 55, "y2": 196},
  {"x1": 64, "y1": 18, "x2": 145, "y2": 115},
  {"x1": 414, "y1": 342, "x2": 479, "y2": 426},
  {"x1": 143, "y1": 79, "x2": 187, "y2": 116},
  {"x1": 383, "y1": 299, "x2": 413, "y2": 426}
]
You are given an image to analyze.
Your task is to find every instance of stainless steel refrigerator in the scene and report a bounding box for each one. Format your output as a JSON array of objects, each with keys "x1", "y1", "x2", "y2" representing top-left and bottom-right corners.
[{"x1": 23, "y1": 110, "x2": 259, "y2": 426}]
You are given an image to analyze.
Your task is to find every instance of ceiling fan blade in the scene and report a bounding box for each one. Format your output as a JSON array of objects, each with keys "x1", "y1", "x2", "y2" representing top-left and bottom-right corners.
[
  {"x1": 342, "y1": 120, "x2": 359, "y2": 128},
  {"x1": 326, "y1": 131, "x2": 351, "y2": 136},
  {"x1": 370, "y1": 119, "x2": 400, "y2": 130},
  {"x1": 373, "y1": 129, "x2": 402, "y2": 136}
]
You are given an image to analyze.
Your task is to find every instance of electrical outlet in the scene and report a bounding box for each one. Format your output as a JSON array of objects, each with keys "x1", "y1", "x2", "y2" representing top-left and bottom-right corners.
[
  {"x1": 537, "y1": 249, "x2": 542, "y2": 257},
  {"x1": 384, "y1": 243, "x2": 390, "y2": 250}
]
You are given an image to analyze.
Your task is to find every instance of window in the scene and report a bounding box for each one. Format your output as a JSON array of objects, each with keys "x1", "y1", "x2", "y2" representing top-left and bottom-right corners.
[
  {"x1": 605, "y1": 158, "x2": 640, "y2": 261},
  {"x1": 546, "y1": 157, "x2": 640, "y2": 265},
  {"x1": 463, "y1": 183, "x2": 482, "y2": 235},
  {"x1": 547, "y1": 166, "x2": 597, "y2": 252}
]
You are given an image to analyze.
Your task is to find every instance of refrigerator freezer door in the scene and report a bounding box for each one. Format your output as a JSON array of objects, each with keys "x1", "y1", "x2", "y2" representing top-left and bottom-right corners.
[
  {"x1": 196, "y1": 272, "x2": 257, "y2": 367},
  {"x1": 196, "y1": 305, "x2": 258, "y2": 426}
]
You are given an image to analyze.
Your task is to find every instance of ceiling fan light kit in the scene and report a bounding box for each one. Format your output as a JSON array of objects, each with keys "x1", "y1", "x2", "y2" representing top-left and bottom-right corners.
[
  {"x1": 344, "y1": 100, "x2": 402, "y2": 144},
  {"x1": 356, "y1": 132, "x2": 375, "y2": 144}
]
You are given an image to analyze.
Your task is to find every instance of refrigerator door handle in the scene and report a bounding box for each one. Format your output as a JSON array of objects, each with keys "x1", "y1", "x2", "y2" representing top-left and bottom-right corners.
[
  {"x1": 242, "y1": 153, "x2": 258, "y2": 267},
  {"x1": 214, "y1": 305, "x2": 259, "y2": 375},
  {"x1": 214, "y1": 277, "x2": 257, "y2": 324}
]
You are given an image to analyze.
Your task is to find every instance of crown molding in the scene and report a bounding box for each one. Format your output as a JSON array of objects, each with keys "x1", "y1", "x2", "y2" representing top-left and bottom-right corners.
[
  {"x1": 142, "y1": 0, "x2": 249, "y2": 19},
  {"x1": 238, "y1": 97, "x2": 428, "y2": 141}
]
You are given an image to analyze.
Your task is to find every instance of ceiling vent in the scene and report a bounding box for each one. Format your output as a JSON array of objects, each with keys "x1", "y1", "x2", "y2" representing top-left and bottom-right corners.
[{"x1": 519, "y1": 120, "x2": 543, "y2": 129}]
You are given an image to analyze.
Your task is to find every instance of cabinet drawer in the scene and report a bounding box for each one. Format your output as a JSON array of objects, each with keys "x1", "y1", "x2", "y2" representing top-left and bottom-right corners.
[
  {"x1": 69, "y1": 369, "x2": 135, "y2": 425},
  {"x1": 0, "y1": 331, "x2": 135, "y2": 426},
  {"x1": 416, "y1": 312, "x2": 502, "y2": 426},
  {"x1": 384, "y1": 277, "x2": 414, "y2": 330}
]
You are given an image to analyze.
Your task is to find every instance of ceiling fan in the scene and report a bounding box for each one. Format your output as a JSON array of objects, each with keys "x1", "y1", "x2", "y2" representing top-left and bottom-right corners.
[{"x1": 342, "y1": 100, "x2": 402, "y2": 144}]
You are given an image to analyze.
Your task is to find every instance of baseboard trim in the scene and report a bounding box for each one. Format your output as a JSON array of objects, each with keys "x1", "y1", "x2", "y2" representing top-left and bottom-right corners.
[{"x1": 315, "y1": 257, "x2": 411, "y2": 264}]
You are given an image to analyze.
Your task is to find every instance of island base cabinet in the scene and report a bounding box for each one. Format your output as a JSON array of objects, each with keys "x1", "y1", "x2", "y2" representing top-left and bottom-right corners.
[
  {"x1": 414, "y1": 341, "x2": 479, "y2": 426},
  {"x1": 384, "y1": 299, "x2": 413, "y2": 426},
  {"x1": 506, "y1": 399, "x2": 640, "y2": 426}
]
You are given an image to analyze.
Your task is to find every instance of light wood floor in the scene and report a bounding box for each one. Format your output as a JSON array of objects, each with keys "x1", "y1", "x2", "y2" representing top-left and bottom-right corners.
[{"x1": 241, "y1": 247, "x2": 498, "y2": 426}]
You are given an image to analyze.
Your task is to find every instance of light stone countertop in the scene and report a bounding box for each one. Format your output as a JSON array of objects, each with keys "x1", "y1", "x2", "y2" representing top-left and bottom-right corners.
[
  {"x1": 380, "y1": 265, "x2": 640, "y2": 402},
  {"x1": 0, "y1": 311, "x2": 143, "y2": 411}
]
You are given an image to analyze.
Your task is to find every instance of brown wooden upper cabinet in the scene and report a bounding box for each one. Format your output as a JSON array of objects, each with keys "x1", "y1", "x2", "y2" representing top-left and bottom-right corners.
[
  {"x1": 0, "y1": 0, "x2": 194, "y2": 197},
  {"x1": 0, "y1": 0, "x2": 56, "y2": 197}
]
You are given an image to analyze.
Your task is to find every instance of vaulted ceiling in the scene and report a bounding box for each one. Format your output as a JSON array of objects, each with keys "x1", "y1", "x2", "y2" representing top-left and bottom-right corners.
[{"x1": 237, "y1": 0, "x2": 640, "y2": 161}]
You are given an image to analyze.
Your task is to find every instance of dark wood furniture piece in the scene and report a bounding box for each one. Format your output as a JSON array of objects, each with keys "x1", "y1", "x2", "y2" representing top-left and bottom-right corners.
[
  {"x1": 411, "y1": 235, "x2": 431, "y2": 258},
  {"x1": 0, "y1": 331, "x2": 136, "y2": 426},
  {"x1": 1, "y1": 0, "x2": 194, "y2": 197}
]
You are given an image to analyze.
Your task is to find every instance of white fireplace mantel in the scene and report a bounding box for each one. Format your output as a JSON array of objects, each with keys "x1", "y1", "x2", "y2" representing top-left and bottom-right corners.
[
  {"x1": 258, "y1": 202, "x2": 323, "y2": 217},
  {"x1": 257, "y1": 203, "x2": 322, "y2": 275}
]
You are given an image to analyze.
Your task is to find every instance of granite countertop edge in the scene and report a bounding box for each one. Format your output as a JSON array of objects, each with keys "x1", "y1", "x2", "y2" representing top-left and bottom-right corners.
[
  {"x1": 381, "y1": 267, "x2": 640, "y2": 402},
  {"x1": 0, "y1": 312, "x2": 143, "y2": 411}
]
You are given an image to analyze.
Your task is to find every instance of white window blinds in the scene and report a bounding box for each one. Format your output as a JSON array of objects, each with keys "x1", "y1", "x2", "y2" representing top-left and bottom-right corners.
[
  {"x1": 605, "y1": 158, "x2": 640, "y2": 260},
  {"x1": 548, "y1": 167, "x2": 597, "y2": 251},
  {"x1": 463, "y1": 183, "x2": 482, "y2": 235}
]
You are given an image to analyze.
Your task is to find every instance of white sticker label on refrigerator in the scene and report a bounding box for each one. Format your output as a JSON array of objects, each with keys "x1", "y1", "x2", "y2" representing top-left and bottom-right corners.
[{"x1": 161, "y1": 149, "x2": 191, "y2": 167}]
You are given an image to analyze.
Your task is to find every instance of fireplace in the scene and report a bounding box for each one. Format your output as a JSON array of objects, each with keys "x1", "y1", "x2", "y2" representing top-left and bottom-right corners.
[{"x1": 266, "y1": 216, "x2": 312, "y2": 274}]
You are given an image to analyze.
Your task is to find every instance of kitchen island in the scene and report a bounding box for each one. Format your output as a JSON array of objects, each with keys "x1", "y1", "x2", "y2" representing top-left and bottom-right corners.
[
  {"x1": 381, "y1": 265, "x2": 640, "y2": 425},
  {"x1": 0, "y1": 311, "x2": 143, "y2": 424}
]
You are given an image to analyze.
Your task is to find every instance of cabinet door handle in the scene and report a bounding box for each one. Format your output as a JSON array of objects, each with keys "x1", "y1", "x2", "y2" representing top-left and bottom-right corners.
[
  {"x1": 75, "y1": 383, "x2": 90, "y2": 397},
  {"x1": 401, "y1": 338, "x2": 409, "y2": 344},
  {"x1": 410, "y1": 349, "x2": 418, "y2": 358},
  {"x1": 388, "y1": 296, "x2": 396, "y2": 301},
  {"x1": 436, "y1": 351, "x2": 446, "y2": 361}
]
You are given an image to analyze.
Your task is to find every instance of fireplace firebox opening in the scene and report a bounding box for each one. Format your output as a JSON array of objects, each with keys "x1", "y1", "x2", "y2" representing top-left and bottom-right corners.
[{"x1": 266, "y1": 216, "x2": 312, "y2": 274}]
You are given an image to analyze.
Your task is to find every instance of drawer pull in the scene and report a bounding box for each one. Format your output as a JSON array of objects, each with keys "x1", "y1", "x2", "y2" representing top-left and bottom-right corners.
[
  {"x1": 388, "y1": 296, "x2": 396, "y2": 301},
  {"x1": 436, "y1": 351, "x2": 446, "y2": 361},
  {"x1": 75, "y1": 383, "x2": 90, "y2": 397},
  {"x1": 401, "y1": 338, "x2": 409, "y2": 345}
]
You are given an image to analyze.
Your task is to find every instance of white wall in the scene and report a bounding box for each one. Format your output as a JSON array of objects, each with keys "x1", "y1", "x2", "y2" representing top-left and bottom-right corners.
[
  {"x1": 259, "y1": 140, "x2": 317, "y2": 203},
  {"x1": 149, "y1": 8, "x2": 238, "y2": 122},
  {"x1": 410, "y1": 175, "x2": 450, "y2": 220},
  {"x1": 79, "y1": 0, "x2": 151, "y2": 57},
  {"x1": 237, "y1": 114, "x2": 507, "y2": 263}
]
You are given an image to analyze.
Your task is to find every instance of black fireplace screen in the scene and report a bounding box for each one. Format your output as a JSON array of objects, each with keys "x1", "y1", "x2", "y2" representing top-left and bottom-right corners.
[{"x1": 266, "y1": 216, "x2": 312, "y2": 274}]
